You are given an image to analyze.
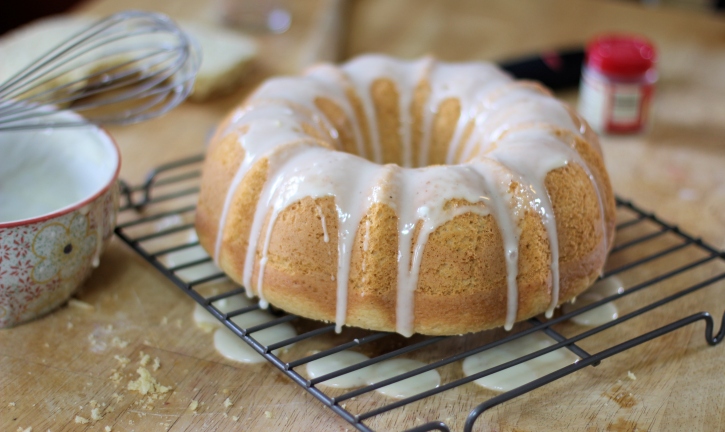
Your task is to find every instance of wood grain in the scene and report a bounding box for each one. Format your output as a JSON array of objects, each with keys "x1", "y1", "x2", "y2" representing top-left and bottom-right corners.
[{"x1": 1, "y1": 1, "x2": 724, "y2": 431}]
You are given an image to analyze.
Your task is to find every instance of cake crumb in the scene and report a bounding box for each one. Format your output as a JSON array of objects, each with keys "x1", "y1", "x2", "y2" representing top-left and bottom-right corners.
[
  {"x1": 175, "y1": 318, "x2": 182, "y2": 328},
  {"x1": 222, "y1": 388, "x2": 230, "y2": 395},
  {"x1": 69, "y1": 299, "x2": 94, "y2": 311},
  {"x1": 627, "y1": 371, "x2": 637, "y2": 380},
  {"x1": 341, "y1": 404, "x2": 346, "y2": 409},
  {"x1": 105, "y1": 427, "x2": 112, "y2": 432},
  {"x1": 127, "y1": 367, "x2": 171, "y2": 395},
  {"x1": 17, "y1": 427, "x2": 31, "y2": 432},
  {"x1": 75, "y1": 416, "x2": 89, "y2": 424},
  {"x1": 188, "y1": 400, "x2": 199, "y2": 411},
  {"x1": 139, "y1": 352, "x2": 150, "y2": 366},
  {"x1": 89, "y1": 400, "x2": 98, "y2": 408},
  {"x1": 232, "y1": 416, "x2": 239, "y2": 422},
  {"x1": 264, "y1": 411, "x2": 272, "y2": 419},
  {"x1": 8, "y1": 402, "x2": 15, "y2": 407},
  {"x1": 111, "y1": 337, "x2": 128, "y2": 349},
  {"x1": 106, "y1": 324, "x2": 114, "y2": 332},
  {"x1": 43, "y1": 343, "x2": 49, "y2": 348},
  {"x1": 223, "y1": 412, "x2": 228, "y2": 418},
  {"x1": 67, "y1": 321, "x2": 74, "y2": 330},
  {"x1": 196, "y1": 321, "x2": 217, "y2": 333},
  {"x1": 160, "y1": 316, "x2": 168, "y2": 325},
  {"x1": 114, "y1": 355, "x2": 130, "y2": 366},
  {"x1": 223, "y1": 398, "x2": 233, "y2": 408},
  {"x1": 91, "y1": 408, "x2": 103, "y2": 421},
  {"x1": 152, "y1": 357, "x2": 161, "y2": 371},
  {"x1": 109, "y1": 370, "x2": 123, "y2": 384}
]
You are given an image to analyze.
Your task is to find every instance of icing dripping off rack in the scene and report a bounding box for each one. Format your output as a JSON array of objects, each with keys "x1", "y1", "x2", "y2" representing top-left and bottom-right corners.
[{"x1": 114, "y1": 155, "x2": 725, "y2": 432}]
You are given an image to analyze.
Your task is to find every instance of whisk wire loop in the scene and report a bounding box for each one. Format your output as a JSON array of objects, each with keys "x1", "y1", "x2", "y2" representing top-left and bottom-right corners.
[{"x1": 0, "y1": 10, "x2": 201, "y2": 130}]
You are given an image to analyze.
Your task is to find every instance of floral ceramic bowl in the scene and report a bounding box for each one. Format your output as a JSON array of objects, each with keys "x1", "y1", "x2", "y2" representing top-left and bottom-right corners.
[{"x1": 0, "y1": 114, "x2": 120, "y2": 328}]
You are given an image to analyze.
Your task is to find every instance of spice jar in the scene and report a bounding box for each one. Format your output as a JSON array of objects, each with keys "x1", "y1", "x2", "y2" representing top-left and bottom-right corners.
[{"x1": 578, "y1": 34, "x2": 657, "y2": 134}]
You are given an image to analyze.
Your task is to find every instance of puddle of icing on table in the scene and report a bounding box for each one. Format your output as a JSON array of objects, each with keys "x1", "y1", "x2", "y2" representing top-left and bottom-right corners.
[
  {"x1": 462, "y1": 332, "x2": 579, "y2": 393},
  {"x1": 305, "y1": 352, "x2": 441, "y2": 398},
  {"x1": 154, "y1": 224, "x2": 220, "y2": 282},
  {"x1": 193, "y1": 296, "x2": 297, "y2": 363},
  {"x1": 213, "y1": 323, "x2": 297, "y2": 363},
  {"x1": 306, "y1": 350, "x2": 372, "y2": 388},
  {"x1": 155, "y1": 216, "x2": 300, "y2": 364},
  {"x1": 192, "y1": 296, "x2": 253, "y2": 332},
  {"x1": 366, "y1": 358, "x2": 440, "y2": 399},
  {"x1": 562, "y1": 276, "x2": 624, "y2": 326}
]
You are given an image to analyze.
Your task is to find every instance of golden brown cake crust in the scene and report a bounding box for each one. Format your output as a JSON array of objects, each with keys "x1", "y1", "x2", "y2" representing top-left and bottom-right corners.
[{"x1": 195, "y1": 56, "x2": 616, "y2": 335}]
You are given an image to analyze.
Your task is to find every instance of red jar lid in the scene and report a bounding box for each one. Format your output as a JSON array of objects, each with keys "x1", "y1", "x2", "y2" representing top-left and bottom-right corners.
[{"x1": 585, "y1": 34, "x2": 656, "y2": 76}]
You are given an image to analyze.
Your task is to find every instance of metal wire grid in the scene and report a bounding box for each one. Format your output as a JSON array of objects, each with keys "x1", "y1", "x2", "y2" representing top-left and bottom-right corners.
[{"x1": 114, "y1": 155, "x2": 725, "y2": 432}]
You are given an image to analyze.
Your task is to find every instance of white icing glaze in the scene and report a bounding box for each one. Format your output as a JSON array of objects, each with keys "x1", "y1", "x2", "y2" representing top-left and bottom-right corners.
[
  {"x1": 562, "y1": 276, "x2": 623, "y2": 326},
  {"x1": 305, "y1": 350, "x2": 372, "y2": 388},
  {"x1": 462, "y1": 332, "x2": 579, "y2": 393},
  {"x1": 366, "y1": 358, "x2": 440, "y2": 399},
  {"x1": 211, "y1": 55, "x2": 609, "y2": 336}
]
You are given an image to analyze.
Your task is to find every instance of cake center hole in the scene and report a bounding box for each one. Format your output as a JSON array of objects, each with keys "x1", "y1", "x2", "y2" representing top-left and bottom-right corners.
[{"x1": 315, "y1": 91, "x2": 464, "y2": 168}]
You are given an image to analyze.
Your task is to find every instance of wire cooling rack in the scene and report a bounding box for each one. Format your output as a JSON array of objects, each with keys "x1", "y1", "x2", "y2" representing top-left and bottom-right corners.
[{"x1": 114, "y1": 155, "x2": 725, "y2": 432}]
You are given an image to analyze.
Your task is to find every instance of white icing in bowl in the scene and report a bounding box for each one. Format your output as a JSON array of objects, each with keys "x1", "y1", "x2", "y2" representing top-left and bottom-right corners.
[{"x1": 0, "y1": 111, "x2": 120, "y2": 225}]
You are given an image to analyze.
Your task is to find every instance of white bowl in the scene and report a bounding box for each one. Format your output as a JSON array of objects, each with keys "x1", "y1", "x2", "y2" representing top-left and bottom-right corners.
[{"x1": 0, "y1": 112, "x2": 121, "y2": 327}]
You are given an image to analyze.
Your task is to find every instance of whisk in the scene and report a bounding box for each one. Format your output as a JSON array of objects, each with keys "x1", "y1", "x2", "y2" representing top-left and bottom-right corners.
[{"x1": 0, "y1": 10, "x2": 201, "y2": 131}]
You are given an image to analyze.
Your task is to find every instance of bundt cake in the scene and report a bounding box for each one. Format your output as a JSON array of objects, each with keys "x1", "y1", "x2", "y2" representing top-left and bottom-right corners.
[{"x1": 195, "y1": 54, "x2": 616, "y2": 337}]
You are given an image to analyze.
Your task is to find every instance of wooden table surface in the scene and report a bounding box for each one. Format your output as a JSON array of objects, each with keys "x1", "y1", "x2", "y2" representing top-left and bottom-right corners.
[{"x1": 2, "y1": 1, "x2": 725, "y2": 431}]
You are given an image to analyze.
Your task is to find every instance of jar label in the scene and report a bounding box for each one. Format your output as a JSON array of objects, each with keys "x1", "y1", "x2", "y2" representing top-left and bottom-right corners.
[{"x1": 579, "y1": 71, "x2": 653, "y2": 134}]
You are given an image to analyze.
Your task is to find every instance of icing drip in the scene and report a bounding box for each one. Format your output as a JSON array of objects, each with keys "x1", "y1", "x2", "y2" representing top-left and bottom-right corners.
[
  {"x1": 362, "y1": 219, "x2": 371, "y2": 252},
  {"x1": 249, "y1": 147, "x2": 391, "y2": 327},
  {"x1": 482, "y1": 137, "x2": 567, "y2": 317},
  {"x1": 468, "y1": 160, "x2": 525, "y2": 330},
  {"x1": 80, "y1": 203, "x2": 105, "y2": 268},
  {"x1": 213, "y1": 102, "x2": 332, "y2": 275},
  {"x1": 315, "y1": 205, "x2": 329, "y2": 243},
  {"x1": 392, "y1": 164, "x2": 493, "y2": 337},
  {"x1": 482, "y1": 128, "x2": 610, "y2": 315},
  {"x1": 92, "y1": 202, "x2": 104, "y2": 267},
  {"x1": 211, "y1": 55, "x2": 609, "y2": 335}
]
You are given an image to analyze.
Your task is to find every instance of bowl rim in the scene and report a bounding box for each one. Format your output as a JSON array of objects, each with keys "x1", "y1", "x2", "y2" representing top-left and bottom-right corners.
[{"x1": 0, "y1": 125, "x2": 122, "y2": 229}]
